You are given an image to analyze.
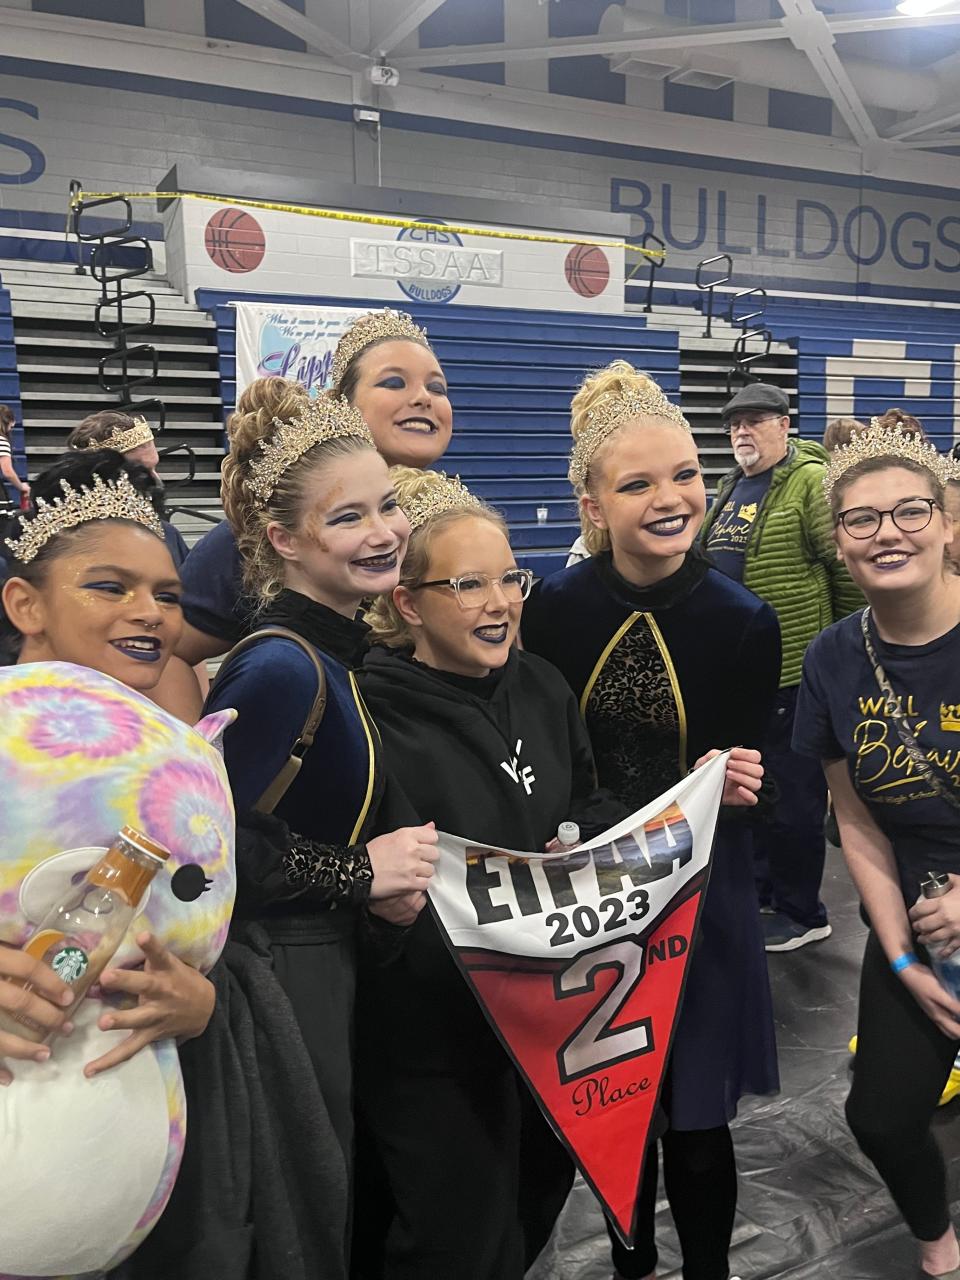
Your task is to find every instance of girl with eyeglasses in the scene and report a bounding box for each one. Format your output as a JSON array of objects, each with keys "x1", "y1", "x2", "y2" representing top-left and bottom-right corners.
[
  {"x1": 794, "y1": 425, "x2": 960, "y2": 1280},
  {"x1": 354, "y1": 466, "x2": 626, "y2": 1280}
]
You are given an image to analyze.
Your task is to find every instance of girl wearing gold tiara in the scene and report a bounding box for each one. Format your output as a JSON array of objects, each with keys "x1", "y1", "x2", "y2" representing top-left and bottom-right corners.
[
  {"x1": 0, "y1": 449, "x2": 213, "y2": 1083},
  {"x1": 522, "y1": 360, "x2": 776, "y2": 1280},
  {"x1": 176, "y1": 308, "x2": 453, "y2": 663},
  {"x1": 197, "y1": 389, "x2": 440, "y2": 1274},
  {"x1": 794, "y1": 423, "x2": 960, "y2": 1278},
  {"x1": 356, "y1": 467, "x2": 626, "y2": 1280}
]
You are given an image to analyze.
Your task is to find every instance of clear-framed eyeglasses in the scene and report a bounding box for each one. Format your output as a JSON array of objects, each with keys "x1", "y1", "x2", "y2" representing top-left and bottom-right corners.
[
  {"x1": 415, "y1": 567, "x2": 534, "y2": 609},
  {"x1": 835, "y1": 497, "x2": 941, "y2": 539}
]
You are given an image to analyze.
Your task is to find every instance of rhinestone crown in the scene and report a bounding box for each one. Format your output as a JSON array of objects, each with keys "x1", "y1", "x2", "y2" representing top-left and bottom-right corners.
[
  {"x1": 823, "y1": 420, "x2": 952, "y2": 498},
  {"x1": 72, "y1": 416, "x2": 155, "y2": 455},
  {"x1": 402, "y1": 471, "x2": 485, "y2": 534},
  {"x1": 245, "y1": 395, "x2": 374, "y2": 507},
  {"x1": 329, "y1": 309, "x2": 430, "y2": 389},
  {"x1": 5, "y1": 472, "x2": 163, "y2": 564},
  {"x1": 569, "y1": 383, "x2": 691, "y2": 488}
]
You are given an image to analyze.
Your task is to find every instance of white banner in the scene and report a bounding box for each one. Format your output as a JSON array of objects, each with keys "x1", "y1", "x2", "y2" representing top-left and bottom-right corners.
[
  {"x1": 429, "y1": 753, "x2": 728, "y2": 1244},
  {"x1": 233, "y1": 303, "x2": 367, "y2": 400}
]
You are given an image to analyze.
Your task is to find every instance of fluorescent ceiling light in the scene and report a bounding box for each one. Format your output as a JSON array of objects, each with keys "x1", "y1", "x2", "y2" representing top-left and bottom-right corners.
[{"x1": 897, "y1": 1, "x2": 957, "y2": 15}]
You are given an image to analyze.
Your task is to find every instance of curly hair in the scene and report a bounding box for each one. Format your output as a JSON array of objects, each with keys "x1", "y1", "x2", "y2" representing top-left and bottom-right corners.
[
  {"x1": 220, "y1": 376, "x2": 375, "y2": 606},
  {"x1": 365, "y1": 465, "x2": 507, "y2": 648}
]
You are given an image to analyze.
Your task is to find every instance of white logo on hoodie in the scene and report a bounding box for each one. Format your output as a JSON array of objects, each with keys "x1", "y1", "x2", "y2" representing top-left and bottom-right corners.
[{"x1": 500, "y1": 738, "x2": 536, "y2": 795}]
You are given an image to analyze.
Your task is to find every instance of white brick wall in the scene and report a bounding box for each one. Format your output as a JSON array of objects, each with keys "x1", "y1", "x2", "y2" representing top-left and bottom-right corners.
[{"x1": 3, "y1": 69, "x2": 960, "y2": 298}]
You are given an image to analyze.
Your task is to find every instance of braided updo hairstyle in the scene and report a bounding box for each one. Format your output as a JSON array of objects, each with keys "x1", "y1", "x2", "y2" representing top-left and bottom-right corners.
[
  {"x1": 570, "y1": 360, "x2": 686, "y2": 557},
  {"x1": 220, "y1": 376, "x2": 376, "y2": 607}
]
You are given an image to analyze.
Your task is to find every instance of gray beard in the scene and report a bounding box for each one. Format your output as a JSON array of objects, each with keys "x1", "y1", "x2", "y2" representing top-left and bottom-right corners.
[{"x1": 733, "y1": 444, "x2": 761, "y2": 469}]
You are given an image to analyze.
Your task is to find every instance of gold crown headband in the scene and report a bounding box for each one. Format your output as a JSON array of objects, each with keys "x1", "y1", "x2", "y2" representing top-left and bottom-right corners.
[
  {"x1": 5, "y1": 472, "x2": 163, "y2": 564},
  {"x1": 72, "y1": 416, "x2": 155, "y2": 455},
  {"x1": 402, "y1": 472, "x2": 485, "y2": 534},
  {"x1": 245, "y1": 395, "x2": 375, "y2": 507},
  {"x1": 329, "y1": 309, "x2": 430, "y2": 389},
  {"x1": 823, "y1": 421, "x2": 951, "y2": 498},
  {"x1": 568, "y1": 384, "x2": 691, "y2": 488}
]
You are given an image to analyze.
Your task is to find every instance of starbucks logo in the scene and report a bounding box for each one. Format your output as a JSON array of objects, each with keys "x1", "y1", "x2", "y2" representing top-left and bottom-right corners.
[{"x1": 51, "y1": 945, "x2": 89, "y2": 984}]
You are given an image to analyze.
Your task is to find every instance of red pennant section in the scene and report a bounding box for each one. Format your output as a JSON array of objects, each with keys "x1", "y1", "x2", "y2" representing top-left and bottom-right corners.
[{"x1": 458, "y1": 887, "x2": 702, "y2": 1243}]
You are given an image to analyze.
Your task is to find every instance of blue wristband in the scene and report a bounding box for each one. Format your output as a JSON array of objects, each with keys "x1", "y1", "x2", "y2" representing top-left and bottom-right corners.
[{"x1": 892, "y1": 952, "x2": 918, "y2": 975}]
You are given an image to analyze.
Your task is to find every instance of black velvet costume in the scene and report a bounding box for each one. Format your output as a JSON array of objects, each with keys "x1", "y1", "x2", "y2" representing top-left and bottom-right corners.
[{"x1": 523, "y1": 549, "x2": 782, "y2": 1129}]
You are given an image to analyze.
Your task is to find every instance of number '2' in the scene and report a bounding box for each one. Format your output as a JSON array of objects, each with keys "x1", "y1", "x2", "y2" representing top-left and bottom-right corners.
[{"x1": 554, "y1": 939, "x2": 654, "y2": 1084}]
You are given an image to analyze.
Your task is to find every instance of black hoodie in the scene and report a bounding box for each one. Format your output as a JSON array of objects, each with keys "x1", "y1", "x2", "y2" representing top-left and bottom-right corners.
[{"x1": 356, "y1": 645, "x2": 625, "y2": 1073}]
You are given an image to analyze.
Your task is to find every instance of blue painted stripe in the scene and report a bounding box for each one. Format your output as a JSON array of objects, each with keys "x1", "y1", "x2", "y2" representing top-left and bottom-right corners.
[
  {"x1": 631, "y1": 271, "x2": 960, "y2": 305},
  {"x1": 0, "y1": 56, "x2": 354, "y2": 127}
]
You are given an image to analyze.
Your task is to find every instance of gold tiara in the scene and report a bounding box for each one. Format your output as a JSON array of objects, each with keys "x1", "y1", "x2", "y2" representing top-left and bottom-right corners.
[
  {"x1": 401, "y1": 471, "x2": 485, "y2": 534},
  {"x1": 246, "y1": 395, "x2": 374, "y2": 507},
  {"x1": 5, "y1": 472, "x2": 163, "y2": 564},
  {"x1": 569, "y1": 383, "x2": 691, "y2": 488},
  {"x1": 823, "y1": 420, "x2": 951, "y2": 498},
  {"x1": 72, "y1": 416, "x2": 155, "y2": 455},
  {"x1": 330, "y1": 310, "x2": 430, "y2": 389}
]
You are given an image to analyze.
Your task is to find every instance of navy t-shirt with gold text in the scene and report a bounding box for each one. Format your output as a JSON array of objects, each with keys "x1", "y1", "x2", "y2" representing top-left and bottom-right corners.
[
  {"x1": 793, "y1": 609, "x2": 960, "y2": 904},
  {"x1": 704, "y1": 469, "x2": 774, "y2": 582}
]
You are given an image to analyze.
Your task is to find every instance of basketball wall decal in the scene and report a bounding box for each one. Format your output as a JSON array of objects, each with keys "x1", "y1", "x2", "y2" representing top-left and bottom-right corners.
[
  {"x1": 204, "y1": 207, "x2": 266, "y2": 273},
  {"x1": 564, "y1": 243, "x2": 610, "y2": 298}
]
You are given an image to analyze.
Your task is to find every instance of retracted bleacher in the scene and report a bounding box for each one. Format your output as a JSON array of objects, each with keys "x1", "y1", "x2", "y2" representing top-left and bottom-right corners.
[
  {"x1": 202, "y1": 293, "x2": 682, "y2": 578},
  {"x1": 0, "y1": 273, "x2": 26, "y2": 478},
  {"x1": 747, "y1": 297, "x2": 959, "y2": 451}
]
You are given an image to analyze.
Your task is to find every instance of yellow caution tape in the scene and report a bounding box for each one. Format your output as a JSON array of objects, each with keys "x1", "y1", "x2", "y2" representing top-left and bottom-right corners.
[{"x1": 69, "y1": 189, "x2": 666, "y2": 262}]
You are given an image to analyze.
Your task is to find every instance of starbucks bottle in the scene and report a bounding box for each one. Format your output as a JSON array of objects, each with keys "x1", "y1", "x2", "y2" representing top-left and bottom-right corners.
[
  {"x1": 0, "y1": 825, "x2": 170, "y2": 1044},
  {"x1": 920, "y1": 871, "x2": 960, "y2": 1002}
]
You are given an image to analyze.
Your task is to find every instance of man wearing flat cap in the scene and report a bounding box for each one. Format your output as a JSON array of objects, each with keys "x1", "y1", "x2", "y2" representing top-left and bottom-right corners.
[{"x1": 701, "y1": 383, "x2": 861, "y2": 953}]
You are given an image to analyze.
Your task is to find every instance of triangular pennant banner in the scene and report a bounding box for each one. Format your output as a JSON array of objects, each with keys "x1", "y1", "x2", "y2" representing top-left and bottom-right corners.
[{"x1": 427, "y1": 752, "x2": 728, "y2": 1244}]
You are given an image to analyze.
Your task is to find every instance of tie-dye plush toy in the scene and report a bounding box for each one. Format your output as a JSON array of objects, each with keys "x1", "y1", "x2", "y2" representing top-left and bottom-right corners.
[{"x1": 0, "y1": 662, "x2": 236, "y2": 1279}]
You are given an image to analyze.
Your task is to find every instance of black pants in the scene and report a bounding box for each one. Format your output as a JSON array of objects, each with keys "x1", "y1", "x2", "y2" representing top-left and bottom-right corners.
[
  {"x1": 755, "y1": 685, "x2": 828, "y2": 928},
  {"x1": 353, "y1": 1064, "x2": 573, "y2": 1280},
  {"x1": 847, "y1": 931, "x2": 959, "y2": 1241},
  {"x1": 607, "y1": 1125, "x2": 737, "y2": 1280}
]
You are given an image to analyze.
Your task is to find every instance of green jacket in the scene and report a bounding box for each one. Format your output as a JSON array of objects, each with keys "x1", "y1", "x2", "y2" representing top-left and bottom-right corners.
[{"x1": 700, "y1": 440, "x2": 863, "y2": 688}]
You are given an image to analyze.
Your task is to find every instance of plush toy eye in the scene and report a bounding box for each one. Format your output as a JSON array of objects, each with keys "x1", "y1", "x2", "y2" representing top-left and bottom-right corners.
[{"x1": 170, "y1": 864, "x2": 213, "y2": 902}]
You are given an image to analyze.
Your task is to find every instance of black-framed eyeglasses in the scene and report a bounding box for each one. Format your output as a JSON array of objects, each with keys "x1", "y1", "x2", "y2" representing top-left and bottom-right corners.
[
  {"x1": 835, "y1": 497, "x2": 942, "y2": 539},
  {"x1": 727, "y1": 414, "x2": 782, "y2": 435},
  {"x1": 414, "y1": 568, "x2": 534, "y2": 610}
]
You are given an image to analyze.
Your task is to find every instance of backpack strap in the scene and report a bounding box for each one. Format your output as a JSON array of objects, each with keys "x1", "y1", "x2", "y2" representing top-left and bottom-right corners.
[{"x1": 212, "y1": 626, "x2": 328, "y2": 814}]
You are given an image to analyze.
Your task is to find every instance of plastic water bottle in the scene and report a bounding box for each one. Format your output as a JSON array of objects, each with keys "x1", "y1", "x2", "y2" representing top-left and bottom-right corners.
[
  {"x1": 920, "y1": 871, "x2": 960, "y2": 1001},
  {"x1": 557, "y1": 822, "x2": 580, "y2": 848},
  {"x1": 0, "y1": 825, "x2": 170, "y2": 1043}
]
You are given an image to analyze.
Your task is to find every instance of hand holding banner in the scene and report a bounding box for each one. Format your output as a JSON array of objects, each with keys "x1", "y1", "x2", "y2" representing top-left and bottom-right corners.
[{"x1": 426, "y1": 751, "x2": 729, "y2": 1244}]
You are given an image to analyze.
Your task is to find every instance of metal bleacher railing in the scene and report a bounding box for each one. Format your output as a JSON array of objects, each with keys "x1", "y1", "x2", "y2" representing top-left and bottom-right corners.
[
  {"x1": 67, "y1": 180, "x2": 223, "y2": 532},
  {"x1": 727, "y1": 285, "x2": 773, "y2": 395},
  {"x1": 68, "y1": 181, "x2": 166, "y2": 434}
]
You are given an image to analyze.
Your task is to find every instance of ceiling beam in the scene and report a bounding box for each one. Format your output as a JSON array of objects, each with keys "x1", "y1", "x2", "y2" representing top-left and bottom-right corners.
[
  {"x1": 393, "y1": 6, "x2": 960, "y2": 70},
  {"x1": 393, "y1": 20, "x2": 790, "y2": 69},
  {"x1": 887, "y1": 104, "x2": 960, "y2": 140},
  {"x1": 370, "y1": 0, "x2": 448, "y2": 57},
  {"x1": 231, "y1": 0, "x2": 369, "y2": 68},
  {"x1": 778, "y1": 0, "x2": 876, "y2": 146}
]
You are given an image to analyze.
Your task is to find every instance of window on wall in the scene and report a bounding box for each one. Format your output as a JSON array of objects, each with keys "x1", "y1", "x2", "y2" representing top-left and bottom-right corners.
[
  {"x1": 420, "y1": 0, "x2": 505, "y2": 85},
  {"x1": 549, "y1": 56, "x2": 626, "y2": 104},
  {"x1": 204, "y1": 0, "x2": 307, "y2": 52},
  {"x1": 768, "y1": 88, "x2": 833, "y2": 136},
  {"x1": 664, "y1": 0, "x2": 736, "y2": 22},
  {"x1": 547, "y1": 0, "x2": 626, "y2": 103},
  {"x1": 664, "y1": 79, "x2": 734, "y2": 121},
  {"x1": 33, "y1": 0, "x2": 145, "y2": 22},
  {"x1": 420, "y1": 0, "x2": 504, "y2": 45}
]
